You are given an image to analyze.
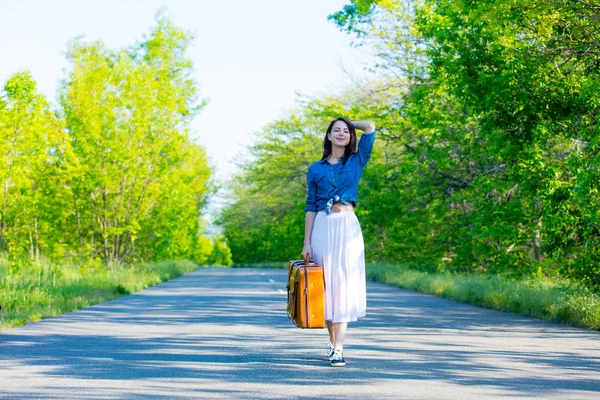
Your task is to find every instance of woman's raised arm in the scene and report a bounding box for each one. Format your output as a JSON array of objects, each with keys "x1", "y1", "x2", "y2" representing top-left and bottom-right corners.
[{"x1": 351, "y1": 120, "x2": 376, "y2": 133}]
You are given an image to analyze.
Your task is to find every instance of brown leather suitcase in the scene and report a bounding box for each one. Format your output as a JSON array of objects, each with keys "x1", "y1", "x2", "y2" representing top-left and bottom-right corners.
[{"x1": 286, "y1": 259, "x2": 325, "y2": 329}]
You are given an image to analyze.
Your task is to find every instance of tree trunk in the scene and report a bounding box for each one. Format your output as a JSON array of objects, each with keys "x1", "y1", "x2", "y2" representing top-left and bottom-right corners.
[
  {"x1": 0, "y1": 177, "x2": 9, "y2": 253},
  {"x1": 102, "y1": 188, "x2": 109, "y2": 267},
  {"x1": 0, "y1": 214, "x2": 4, "y2": 253},
  {"x1": 34, "y1": 216, "x2": 39, "y2": 261},
  {"x1": 28, "y1": 224, "x2": 34, "y2": 259},
  {"x1": 113, "y1": 231, "x2": 120, "y2": 267},
  {"x1": 74, "y1": 195, "x2": 83, "y2": 250},
  {"x1": 120, "y1": 231, "x2": 131, "y2": 263},
  {"x1": 533, "y1": 197, "x2": 543, "y2": 260}
]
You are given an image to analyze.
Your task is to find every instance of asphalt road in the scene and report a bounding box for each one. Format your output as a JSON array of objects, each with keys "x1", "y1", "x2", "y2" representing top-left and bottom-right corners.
[{"x1": 1, "y1": 268, "x2": 599, "y2": 399}]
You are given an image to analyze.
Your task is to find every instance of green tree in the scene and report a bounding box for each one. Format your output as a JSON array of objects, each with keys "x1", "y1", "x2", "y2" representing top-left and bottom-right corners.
[
  {"x1": 223, "y1": 0, "x2": 600, "y2": 285},
  {"x1": 0, "y1": 72, "x2": 72, "y2": 259},
  {"x1": 331, "y1": 0, "x2": 600, "y2": 282},
  {"x1": 60, "y1": 11, "x2": 212, "y2": 265}
]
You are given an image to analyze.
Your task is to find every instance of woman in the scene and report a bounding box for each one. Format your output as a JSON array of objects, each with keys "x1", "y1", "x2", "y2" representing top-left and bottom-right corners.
[{"x1": 301, "y1": 117, "x2": 376, "y2": 367}]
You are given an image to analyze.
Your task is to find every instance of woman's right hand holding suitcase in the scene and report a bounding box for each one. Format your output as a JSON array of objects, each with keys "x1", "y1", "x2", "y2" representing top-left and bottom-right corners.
[{"x1": 301, "y1": 244, "x2": 312, "y2": 264}]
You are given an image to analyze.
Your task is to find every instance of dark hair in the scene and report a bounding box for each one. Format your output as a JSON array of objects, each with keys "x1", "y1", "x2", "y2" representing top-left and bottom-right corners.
[{"x1": 321, "y1": 117, "x2": 357, "y2": 165}]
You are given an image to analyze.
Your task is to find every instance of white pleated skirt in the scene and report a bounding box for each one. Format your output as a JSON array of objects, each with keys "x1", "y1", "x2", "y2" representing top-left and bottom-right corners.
[{"x1": 311, "y1": 211, "x2": 367, "y2": 323}]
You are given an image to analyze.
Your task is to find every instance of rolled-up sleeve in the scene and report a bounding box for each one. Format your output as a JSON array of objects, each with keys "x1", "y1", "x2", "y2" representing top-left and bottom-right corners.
[
  {"x1": 304, "y1": 168, "x2": 318, "y2": 213},
  {"x1": 357, "y1": 131, "x2": 376, "y2": 167}
]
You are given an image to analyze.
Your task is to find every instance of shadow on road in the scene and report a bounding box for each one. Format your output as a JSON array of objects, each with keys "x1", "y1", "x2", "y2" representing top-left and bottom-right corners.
[{"x1": 1, "y1": 268, "x2": 599, "y2": 398}]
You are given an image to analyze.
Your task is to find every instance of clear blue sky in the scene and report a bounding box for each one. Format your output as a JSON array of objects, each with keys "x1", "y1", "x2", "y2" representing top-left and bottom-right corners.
[{"x1": 0, "y1": 0, "x2": 371, "y2": 180}]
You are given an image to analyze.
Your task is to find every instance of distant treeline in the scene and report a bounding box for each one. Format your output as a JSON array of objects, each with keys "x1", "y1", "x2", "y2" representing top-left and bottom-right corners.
[
  {"x1": 219, "y1": 0, "x2": 600, "y2": 285},
  {"x1": 0, "y1": 12, "x2": 230, "y2": 266}
]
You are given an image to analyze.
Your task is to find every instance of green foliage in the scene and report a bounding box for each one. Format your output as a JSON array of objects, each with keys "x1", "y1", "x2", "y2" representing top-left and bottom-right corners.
[
  {"x1": 332, "y1": 0, "x2": 600, "y2": 283},
  {"x1": 60, "y1": 13, "x2": 213, "y2": 264},
  {"x1": 0, "y1": 72, "x2": 72, "y2": 259},
  {"x1": 0, "y1": 11, "x2": 224, "y2": 265},
  {"x1": 328, "y1": 0, "x2": 377, "y2": 36},
  {"x1": 222, "y1": 0, "x2": 600, "y2": 288},
  {"x1": 409, "y1": 0, "x2": 600, "y2": 282},
  {"x1": 207, "y1": 235, "x2": 233, "y2": 266}
]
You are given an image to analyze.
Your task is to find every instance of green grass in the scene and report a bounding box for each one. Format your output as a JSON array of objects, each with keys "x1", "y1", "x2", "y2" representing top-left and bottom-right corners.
[
  {"x1": 0, "y1": 258, "x2": 198, "y2": 331},
  {"x1": 366, "y1": 263, "x2": 600, "y2": 331},
  {"x1": 232, "y1": 261, "x2": 600, "y2": 331}
]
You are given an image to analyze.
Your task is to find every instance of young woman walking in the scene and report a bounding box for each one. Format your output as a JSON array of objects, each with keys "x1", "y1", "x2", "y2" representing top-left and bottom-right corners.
[{"x1": 301, "y1": 117, "x2": 376, "y2": 367}]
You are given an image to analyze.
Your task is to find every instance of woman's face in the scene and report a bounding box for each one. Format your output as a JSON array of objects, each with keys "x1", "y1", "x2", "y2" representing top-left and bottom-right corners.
[{"x1": 328, "y1": 120, "x2": 351, "y2": 148}]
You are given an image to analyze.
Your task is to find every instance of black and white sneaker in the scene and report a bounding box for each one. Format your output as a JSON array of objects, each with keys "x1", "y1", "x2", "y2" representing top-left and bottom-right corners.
[
  {"x1": 327, "y1": 342, "x2": 335, "y2": 360},
  {"x1": 330, "y1": 349, "x2": 346, "y2": 367}
]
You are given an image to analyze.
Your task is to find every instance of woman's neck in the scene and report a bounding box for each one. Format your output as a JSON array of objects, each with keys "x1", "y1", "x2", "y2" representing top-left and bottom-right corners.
[{"x1": 329, "y1": 148, "x2": 345, "y2": 164}]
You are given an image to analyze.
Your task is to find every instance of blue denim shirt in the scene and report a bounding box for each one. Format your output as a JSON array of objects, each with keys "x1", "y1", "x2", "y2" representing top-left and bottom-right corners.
[{"x1": 305, "y1": 131, "x2": 376, "y2": 213}]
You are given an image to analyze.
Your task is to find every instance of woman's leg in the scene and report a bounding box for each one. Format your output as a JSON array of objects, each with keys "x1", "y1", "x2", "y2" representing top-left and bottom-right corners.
[
  {"x1": 330, "y1": 322, "x2": 348, "y2": 366},
  {"x1": 327, "y1": 321, "x2": 335, "y2": 344},
  {"x1": 333, "y1": 322, "x2": 348, "y2": 351}
]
